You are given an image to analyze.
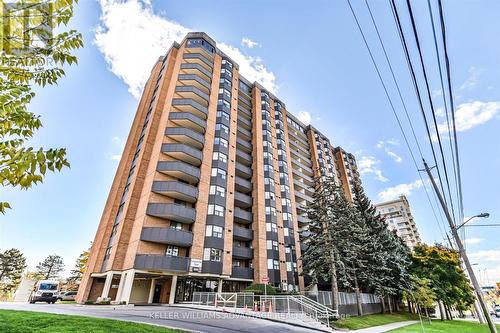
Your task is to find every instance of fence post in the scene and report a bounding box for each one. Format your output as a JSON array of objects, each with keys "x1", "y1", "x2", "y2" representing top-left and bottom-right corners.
[{"x1": 287, "y1": 296, "x2": 290, "y2": 314}]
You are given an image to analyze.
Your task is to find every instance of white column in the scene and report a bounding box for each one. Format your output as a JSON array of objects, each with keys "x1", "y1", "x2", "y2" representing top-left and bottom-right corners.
[
  {"x1": 101, "y1": 272, "x2": 114, "y2": 299},
  {"x1": 119, "y1": 269, "x2": 135, "y2": 304},
  {"x1": 168, "y1": 275, "x2": 177, "y2": 305},
  {"x1": 114, "y1": 272, "x2": 126, "y2": 302},
  {"x1": 148, "y1": 278, "x2": 157, "y2": 304},
  {"x1": 217, "y1": 279, "x2": 223, "y2": 293}
]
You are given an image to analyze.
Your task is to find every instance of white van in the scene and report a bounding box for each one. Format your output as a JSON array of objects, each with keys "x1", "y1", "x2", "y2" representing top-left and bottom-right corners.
[{"x1": 29, "y1": 280, "x2": 60, "y2": 304}]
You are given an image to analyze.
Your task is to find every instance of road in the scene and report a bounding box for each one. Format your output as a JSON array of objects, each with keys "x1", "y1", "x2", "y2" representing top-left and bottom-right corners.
[{"x1": 0, "y1": 302, "x2": 321, "y2": 333}]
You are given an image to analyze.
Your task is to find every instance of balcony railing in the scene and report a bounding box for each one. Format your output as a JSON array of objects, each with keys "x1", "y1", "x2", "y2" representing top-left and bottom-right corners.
[
  {"x1": 165, "y1": 127, "x2": 205, "y2": 149},
  {"x1": 157, "y1": 160, "x2": 200, "y2": 184},
  {"x1": 169, "y1": 111, "x2": 206, "y2": 134},
  {"x1": 152, "y1": 181, "x2": 198, "y2": 202},
  {"x1": 232, "y1": 246, "x2": 253, "y2": 259},
  {"x1": 175, "y1": 86, "x2": 210, "y2": 106},
  {"x1": 233, "y1": 226, "x2": 253, "y2": 241},
  {"x1": 231, "y1": 266, "x2": 254, "y2": 280},
  {"x1": 161, "y1": 143, "x2": 203, "y2": 166},
  {"x1": 234, "y1": 191, "x2": 252, "y2": 209},
  {"x1": 134, "y1": 254, "x2": 190, "y2": 272},
  {"x1": 141, "y1": 227, "x2": 193, "y2": 247},
  {"x1": 234, "y1": 207, "x2": 253, "y2": 224},
  {"x1": 146, "y1": 203, "x2": 196, "y2": 224},
  {"x1": 172, "y1": 98, "x2": 208, "y2": 120}
]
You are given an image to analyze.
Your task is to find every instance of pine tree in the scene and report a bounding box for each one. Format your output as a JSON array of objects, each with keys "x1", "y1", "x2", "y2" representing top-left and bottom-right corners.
[
  {"x1": 36, "y1": 254, "x2": 64, "y2": 280},
  {"x1": 302, "y1": 176, "x2": 366, "y2": 313},
  {"x1": 0, "y1": 248, "x2": 27, "y2": 295}
]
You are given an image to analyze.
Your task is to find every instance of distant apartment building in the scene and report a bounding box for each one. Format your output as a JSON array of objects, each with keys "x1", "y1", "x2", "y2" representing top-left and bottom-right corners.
[
  {"x1": 375, "y1": 195, "x2": 422, "y2": 248},
  {"x1": 77, "y1": 32, "x2": 364, "y2": 305}
]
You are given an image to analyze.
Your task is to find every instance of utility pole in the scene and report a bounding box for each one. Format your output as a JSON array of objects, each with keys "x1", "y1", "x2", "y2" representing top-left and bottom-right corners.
[{"x1": 423, "y1": 160, "x2": 497, "y2": 333}]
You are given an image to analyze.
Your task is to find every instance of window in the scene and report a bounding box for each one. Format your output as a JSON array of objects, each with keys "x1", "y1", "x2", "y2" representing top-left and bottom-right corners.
[
  {"x1": 265, "y1": 191, "x2": 275, "y2": 201},
  {"x1": 220, "y1": 68, "x2": 232, "y2": 77},
  {"x1": 209, "y1": 185, "x2": 226, "y2": 198},
  {"x1": 207, "y1": 204, "x2": 224, "y2": 217},
  {"x1": 170, "y1": 222, "x2": 182, "y2": 230},
  {"x1": 268, "y1": 259, "x2": 279, "y2": 270},
  {"x1": 285, "y1": 246, "x2": 291, "y2": 254},
  {"x1": 203, "y1": 248, "x2": 222, "y2": 261},
  {"x1": 286, "y1": 262, "x2": 292, "y2": 272},
  {"x1": 217, "y1": 99, "x2": 231, "y2": 109},
  {"x1": 219, "y1": 88, "x2": 231, "y2": 99},
  {"x1": 267, "y1": 259, "x2": 274, "y2": 270},
  {"x1": 214, "y1": 137, "x2": 228, "y2": 148},
  {"x1": 266, "y1": 223, "x2": 278, "y2": 233},
  {"x1": 265, "y1": 206, "x2": 276, "y2": 216},
  {"x1": 222, "y1": 59, "x2": 233, "y2": 68},
  {"x1": 211, "y1": 167, "x2": 226, "y2": 179},
  {"x1": 284, "y1": 228, "x2": 290, "y2": 236},
  {"x1": 212, "y1": 151, "x2": 227, "y2": 163},
  {"x1": 215, "y1": 123, "x2": 229, "y2": 134},
  {"x1": 206, "y1": 225, "x2": 223, "y2": 238},
  {"x1": 216, "y1": 110, "x2": 230, "y2": 121},
  {"x1": 165, "y1": 245, "x2": 179, "y2": 256},
  {"x1": 232, "y1": 260, "x2": 241, "y2": 267},
  {"x1": 266, "y1": 240, "x2": 278, "y2": 251}
]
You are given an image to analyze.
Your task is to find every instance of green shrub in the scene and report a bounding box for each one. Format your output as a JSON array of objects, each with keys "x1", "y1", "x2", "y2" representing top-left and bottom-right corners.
[{"x1": 84, "y1": 300, "x2": 94, "y2": 305}]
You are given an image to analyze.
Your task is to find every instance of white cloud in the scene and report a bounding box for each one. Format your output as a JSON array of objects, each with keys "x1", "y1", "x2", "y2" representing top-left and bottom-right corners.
[
  {"x1": 241, "y1": 37, "x2": 260, "y2": 48},
  {"x1": 358, "y1": 156, "x2": 388, "y2": 182},
  {"x1": 464, "y1": 238, "x2": 484, "y2": 245},
  {"x1": 217, "y1": 43, "x2": 277, "y2": 93},
  {"x1": 459, "y1": 66, "x2": 484, "y2": 91},
  {"x1": 469, "y1": 250, "x2": 500, "y2": 262},
  {"x1": 376, "y1": 139, "x2": 403, "y2": 163},
  {"x1": 377, "y1": 179, "x2": 424, "y2": 201},
  {"x1": 437, "y1": 101, "x2": 500, "y2": 134},
  {"x1": 109, "y1": 154, "x2": 122, "y2": 162},
  {"x1": 95, "y1": 0, "x2": 277, "y2": 98},
  {"x1": 295, "y1": 111, "x2": 311, "y2": 125}
]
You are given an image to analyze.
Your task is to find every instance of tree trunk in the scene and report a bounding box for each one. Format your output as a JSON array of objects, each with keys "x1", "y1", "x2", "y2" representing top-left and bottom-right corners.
[
  {"x1": 380, "y1": 296, "x2": 386, "y2": 314},
  {"x1": 330, "y1": 260, "x2": 339, "y2": 313},
  {"x1": 388, "y1": 296, "x2": 393, "y2": 313},
  {"x1": 407, "y1": 298, "x2": 412, "y2": 313},
  {"x1": 446, "y1": 303, "x2": 453, "y2": 320},
  {"x1": 438, "y1": 300, "x2": 445, "y2": 321},
  {"x1": 444, "y1": 303, "x2": 451, "y2": 320},
  {"x1": 353, "y1": 274, "x2": 363, "y2": 316}
]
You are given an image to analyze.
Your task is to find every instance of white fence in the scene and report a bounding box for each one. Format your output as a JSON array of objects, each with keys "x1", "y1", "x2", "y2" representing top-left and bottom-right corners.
[{"x1": 305, "y1": 291, "x2": 380, "y2": 306}]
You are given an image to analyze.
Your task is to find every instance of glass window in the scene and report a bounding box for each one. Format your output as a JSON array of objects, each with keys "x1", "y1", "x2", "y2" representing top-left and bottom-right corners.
[
  {"x1": 166, "y1": 245, "x2": 179, "y2": 256},
  {"x1": 214, "y1": 137, "x2": 228, "y2": 148},
  {"x1": 209, "y1": 185, "x2": 226, "y2": 198},
  {"x1": 204, "y1": 248, "x2": 222, "y2": 261},
  {"x1": 211, "y1": 167, "x2": 226, "y2": 179},
  {"x1": 170, "y1": 222, "x2": 182, "y2": 230},
  {"x1": 215, "y1": 123, "x2": 229, "y2": 134},
  {"x1": 206, "y1": 225, "x2": 223, "y2": 238},
  {"x1": 212, "y1": 151, "x2": 227, "y2": 163},
  {"x1": 207, "y1": 204, "x2": 224, "y2": 217}
]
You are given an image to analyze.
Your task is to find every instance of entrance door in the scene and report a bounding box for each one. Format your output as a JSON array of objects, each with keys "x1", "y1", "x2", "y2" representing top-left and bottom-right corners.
[{"x1": 152, "y1": 284, "x2": 162, "y2": 303}]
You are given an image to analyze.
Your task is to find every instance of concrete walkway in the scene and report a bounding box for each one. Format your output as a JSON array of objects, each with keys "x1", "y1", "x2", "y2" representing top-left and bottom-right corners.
[{"x1": 352, "y1": 320, "x2": 419, "y2": 332}]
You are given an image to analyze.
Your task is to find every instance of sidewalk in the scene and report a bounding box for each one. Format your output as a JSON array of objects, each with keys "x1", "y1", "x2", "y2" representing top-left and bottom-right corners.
[
  {"x1": 171, "y1": 303, "x2": 335, "y2": 332},
  {"x1": 352, "y1": 320, "x2": 419, "y2": 333}
]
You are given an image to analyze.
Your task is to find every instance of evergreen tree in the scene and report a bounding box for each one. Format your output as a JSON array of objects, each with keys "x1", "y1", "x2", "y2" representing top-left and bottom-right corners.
[
  {"x1": 0, "y1": 248, "x2": 27, "y2": 295},
  {"x1": 302, "y1": 176, "x2": 365, "y2": 313},
  {"x1": 36, "y1": 254, "x2": 64, "y2": 280},
  {"x1": 69, "y1": 246, "x2": 90, "y2": 282}
]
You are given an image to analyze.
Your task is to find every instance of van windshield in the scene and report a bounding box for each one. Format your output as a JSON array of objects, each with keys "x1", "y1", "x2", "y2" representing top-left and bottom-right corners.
[{"x1": 39, "y1": 283, "x2": 58, "y2": 291}]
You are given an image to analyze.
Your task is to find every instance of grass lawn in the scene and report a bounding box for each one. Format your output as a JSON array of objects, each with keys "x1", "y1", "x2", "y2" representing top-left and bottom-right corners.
[
  {"x1": 388, "y1": 320, "x2": 500, "y2": 332},
  {"x1": 0, "y1": 310, "x2": 184, "y2": 333},
  {"x1": 331, "y1": 312, "x2": 420, "y2": 330}
]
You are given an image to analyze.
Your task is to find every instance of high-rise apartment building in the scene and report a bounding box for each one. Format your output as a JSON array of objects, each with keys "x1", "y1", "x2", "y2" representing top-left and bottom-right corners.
[
  {"x1": 374, "y1": 195, "x2": 422, "y2": 248},
  {"x1": 77, "y1": 32, "x2": 361, "y2": 305},
  {"x1": 334, "y1": 147, "x2": 361, "y2": 202}
]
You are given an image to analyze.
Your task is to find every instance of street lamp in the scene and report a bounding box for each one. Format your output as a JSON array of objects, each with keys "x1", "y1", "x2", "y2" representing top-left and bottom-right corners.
[{"x1": 456, "y1": 213, "x2": 490, "y2": 231}]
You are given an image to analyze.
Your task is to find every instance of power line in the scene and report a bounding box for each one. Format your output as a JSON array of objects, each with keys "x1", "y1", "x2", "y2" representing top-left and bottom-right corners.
[
  {"x1": 389, "y1": 0, "x2": 452, "y2": 223},
  {"x1": 426, "y1": 0, "x2": 461, "y2": 223},
  {"x1": 405, "y1": 0, "x2": 458, "y2": 226},
  {"x1": 362, "y1": 0, "x2": 449, "y2": 243},
  {"x1": 437, "y1": 0, "x2": 465, "y2": 225}
]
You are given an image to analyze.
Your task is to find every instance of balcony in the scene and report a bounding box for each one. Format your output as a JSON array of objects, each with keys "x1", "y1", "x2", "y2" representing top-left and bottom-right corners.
[
  {"x1": 236, "y1": 137, "x2": 252, "y2": 153},
  {"x1": 295, "y1": 190, "x2": 313, "y2": 203},
  {"x1": 237, "y1": 104, "x2": 252, "y2": 119},
  {"x1": 234, "y1": 191, "x2": 252, "y2": 209},
  {"x1": 180, "y1": 63, "x2": 212, "y2": 81},
  {"x1": 169, "y1": 112, "x2": 206, "y2": 134},
  {"x1": 178, "y1": 74, "x2": 211, "y2": 94},
  {"x1": 237, "y1": 115, "x2": 252, "y2": 130},
  {"x1": 172, "y1": 98, "x2": 208, "y2": 120},
  {"x1": 237, "y1": 127, "x2": 251, "y2": 140},
  {"x1": 233, "y1": 226, "x2": 253, "y2": 241},
  {"x1": 235, "y1": 176, "x2": 252, "y2": 193},
  {"x1": 231, "y1": 266, "x2": 254, "y2": 280},
  {"x1": 157, "y1": 161, "x2": 200, "y2": 184},
  {"x1": 235, "y1": 163, "x2": 252, "y2": 179},
  {"x1": 183, "y1": 53, "x2": 213, "y2": 72},
  {"x1": 234, "y1": 207, "x2": 252, "y2": 224},
  {"x1": 202, "y1": 261, "x2": 222, "y2": 275},
  {"x1": 175, "y1": 86, "x2": 210, "y2": 106},
  {"x1": 146, "y1": 203, "x2": 196, "y2": 224},
  {"x1": 297, "y1": 215, "x2": 310, "y2": 225},
  {"x1": 141, "y1": 227, "x2": 193, "y2": 247},
  {"x1": 232, "y1": 246, "x2": 253, "y2": 259},
  {"x1": 161, "y1": 143, "x2": 202, "y2": 166},
  {"x1": 134, "y1": 254, "x2": 190, "y2": 272},
  {"x1": 236, "y1": 149, "x2": 252, "y2": 166},
  {"x1": 165, "y1": 127, "x2": 205, "y2": 149},
  {"x1": 152, "y1": 181, "x2": 198, "y2": 203}
]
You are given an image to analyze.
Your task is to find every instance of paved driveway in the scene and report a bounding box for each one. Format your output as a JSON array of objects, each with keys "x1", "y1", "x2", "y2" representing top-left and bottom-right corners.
[{"x1": 0, "y1": 302, "x2": 320, "y2": 333}]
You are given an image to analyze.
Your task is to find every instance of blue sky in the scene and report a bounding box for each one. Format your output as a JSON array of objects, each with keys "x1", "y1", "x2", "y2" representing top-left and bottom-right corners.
[{"x1": 1, "y1": 0, "x2": 499, "y2": 284}]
